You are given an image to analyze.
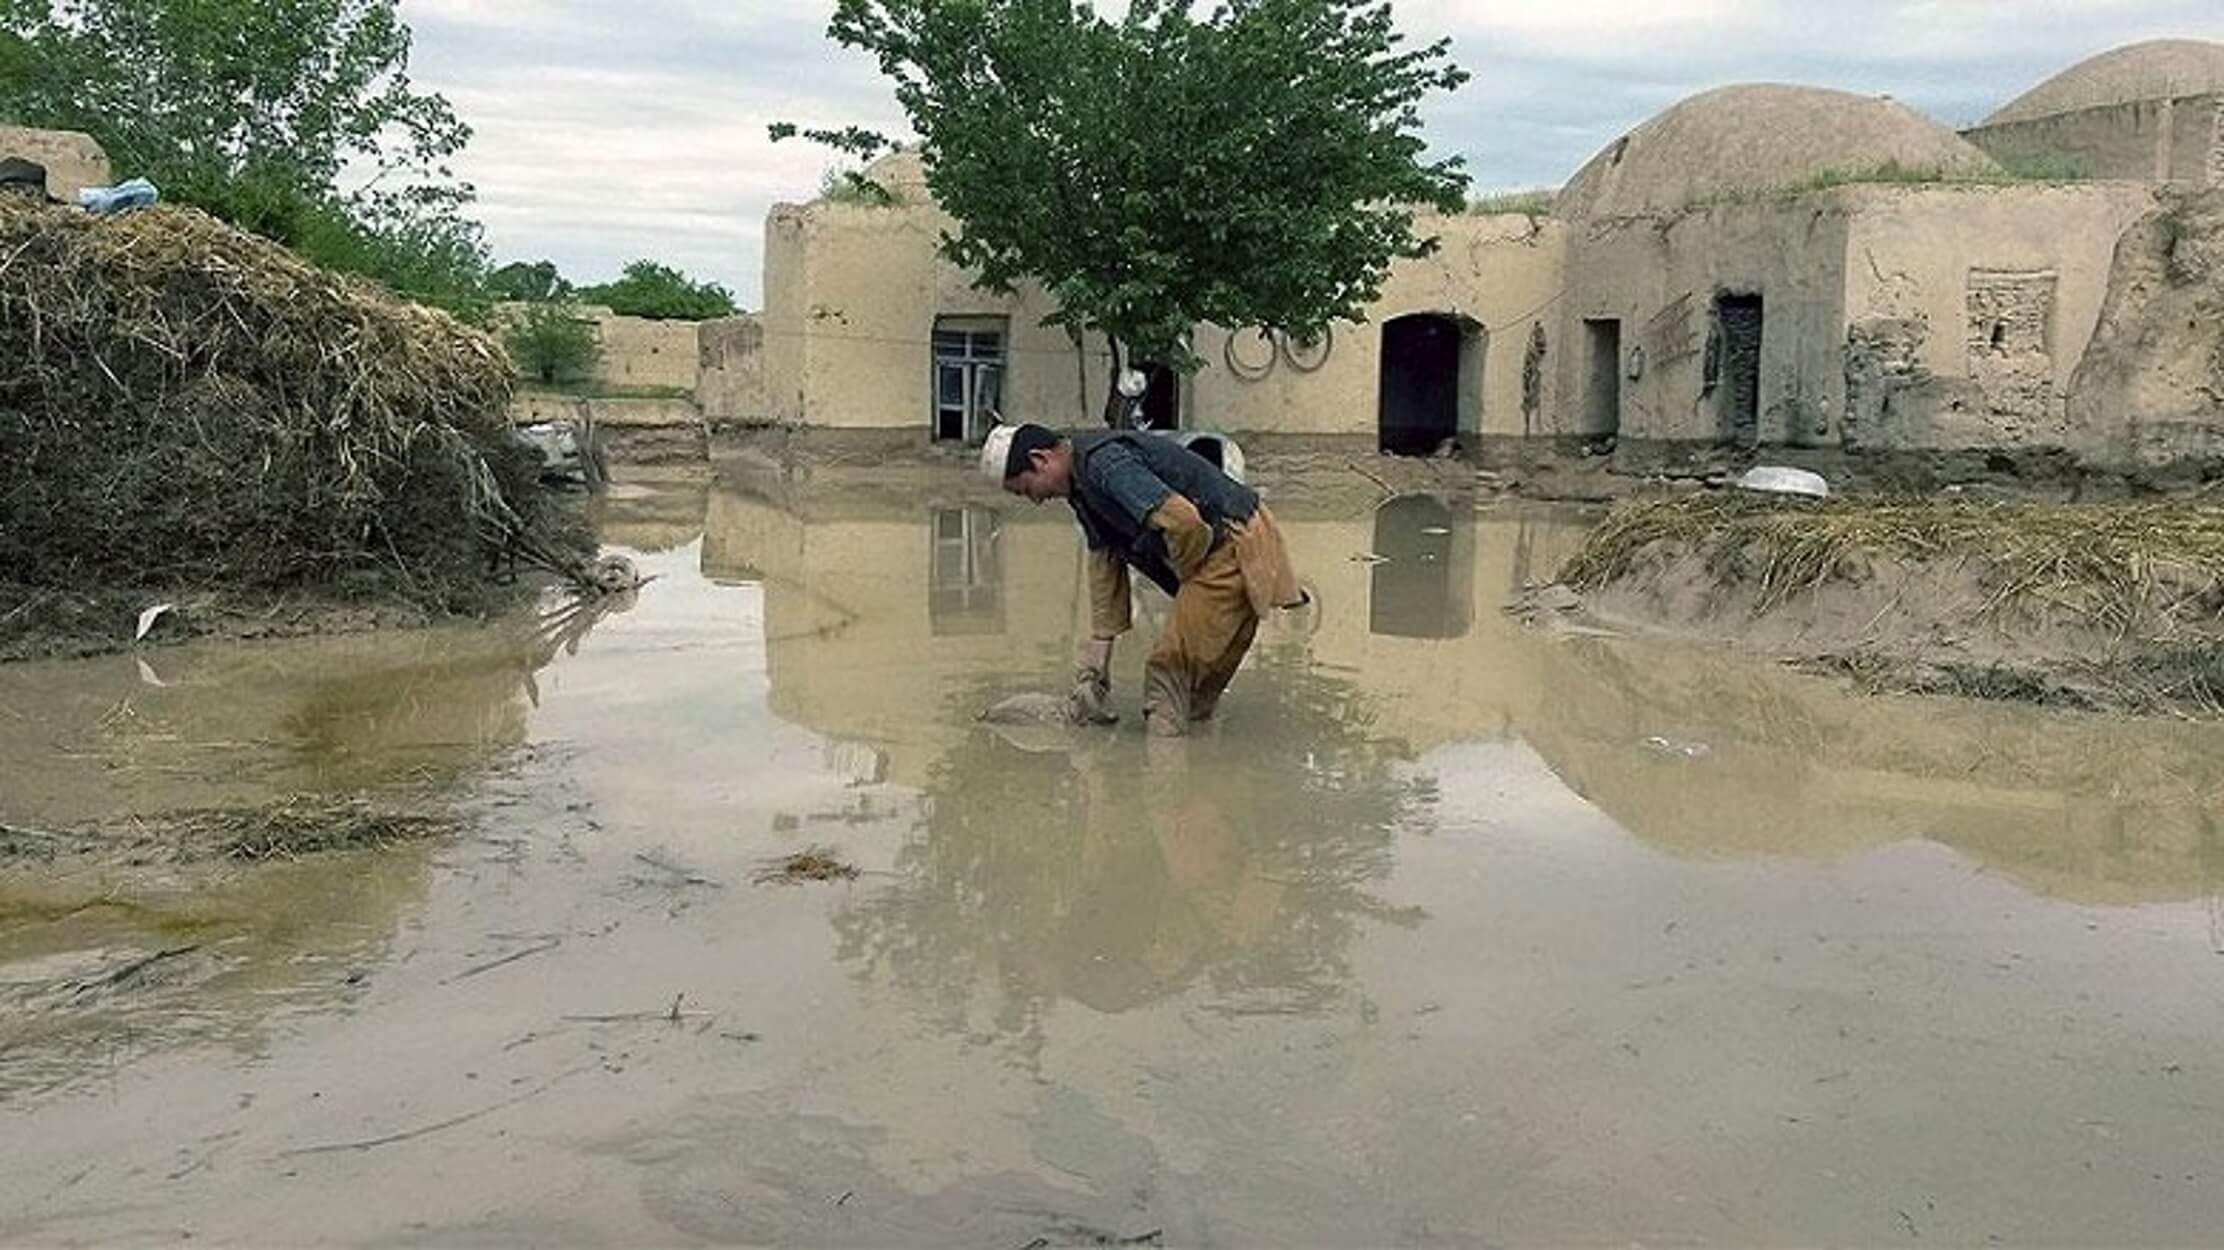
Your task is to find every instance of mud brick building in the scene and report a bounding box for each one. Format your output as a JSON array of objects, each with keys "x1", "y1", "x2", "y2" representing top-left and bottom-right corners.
[{"x1": 757, "y1": 39, "x2": 2224, "y2": 474}]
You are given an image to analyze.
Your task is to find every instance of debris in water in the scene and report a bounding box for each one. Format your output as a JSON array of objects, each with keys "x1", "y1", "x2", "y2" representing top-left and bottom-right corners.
[
  {"x1": 753, "y1": 846, "x2": 861, "y2": 886},
  {"x1": 1642, "y1": 735, "x2": 1712, "y2": 760},
  {"x1": 1350, "y1": 552, "x2": 1390, "y2": 565},
  {"x1": 0, "y1": 794, "x2": 458, "y2": 867},
  {"x1": 133, "y1": 602, "x2": 175, "y2": 642}
]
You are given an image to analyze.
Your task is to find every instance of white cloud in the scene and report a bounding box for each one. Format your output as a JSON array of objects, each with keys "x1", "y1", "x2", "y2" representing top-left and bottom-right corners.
[{"x1": 395, "y1": 1, "x2": 2224, "y2": 303}]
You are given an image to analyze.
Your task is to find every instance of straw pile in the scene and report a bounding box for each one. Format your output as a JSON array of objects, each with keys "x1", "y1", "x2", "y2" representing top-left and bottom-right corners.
[
  {"x1": 0, "y1": 199, "x2": 564, "y2": 607},
  {"x1": 1562, "y1": 493, "x2": 2224, "y2": 636},
  {"x1": 1560, "y1": 492, "x2": 2224, "y2": 712}
]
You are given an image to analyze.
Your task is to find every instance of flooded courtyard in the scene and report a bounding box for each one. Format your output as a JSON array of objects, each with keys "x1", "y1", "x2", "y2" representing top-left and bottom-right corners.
[{"x1": 6, "y1": 471, "x2": 2224, "y2": 1247}]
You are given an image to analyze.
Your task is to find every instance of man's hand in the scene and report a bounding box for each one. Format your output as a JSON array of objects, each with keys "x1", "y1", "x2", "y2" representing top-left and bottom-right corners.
[{"x1": 1067, "y1": 637, "x2": 1119, "y2": 726}]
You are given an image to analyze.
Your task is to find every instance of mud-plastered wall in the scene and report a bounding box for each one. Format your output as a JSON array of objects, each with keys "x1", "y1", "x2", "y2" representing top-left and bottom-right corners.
[
  {"x1": 696, "y1": 315, "x2": 765, "y2": 421},
  {"x1": 590, "y1": 309, "x2": 699, "y2": 391},
  {"x1": 758, "y1": 197, "x2": 1097, "y2": 431},
  {"x1": 1561, "y1": 197, "x2": 1854, "y2": 448},
  {"x1": 1839, "y1": 183, "x2": 2157, "y2": 452},
  {"x1": 1966, "y1": 99, "x2": 2173, "y2": 182},
  {"x1": 1188, "y1": 214, "x2": 1568, "y2": 440}
]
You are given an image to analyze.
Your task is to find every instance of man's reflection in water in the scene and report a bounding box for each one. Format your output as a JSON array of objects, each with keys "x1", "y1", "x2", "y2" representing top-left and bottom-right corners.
[{"x1": 831, "y1": 665, "x2": 1432, "y2": 1065}]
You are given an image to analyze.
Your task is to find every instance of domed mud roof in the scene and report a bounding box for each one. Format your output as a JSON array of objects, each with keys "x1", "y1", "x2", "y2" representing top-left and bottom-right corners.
[
  {"x1": 1985, "y1": 39, "x2": 2224, "y2": 126},
  {"x1": 1555, "y1": 83, "x2": 2000, "y2": 220}
]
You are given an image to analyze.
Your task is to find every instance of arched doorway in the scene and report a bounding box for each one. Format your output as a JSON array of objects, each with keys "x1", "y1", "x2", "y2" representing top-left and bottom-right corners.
[
  {"x1": 1378, "y1": 314, "x2": 1481, "y2": 456},
  {"x1": 1369, "y1": 494, "x2": 1475, "y2": 639},
  {"x1": 1139, "y1": 362, "x2": 1179, "y2": 430}
]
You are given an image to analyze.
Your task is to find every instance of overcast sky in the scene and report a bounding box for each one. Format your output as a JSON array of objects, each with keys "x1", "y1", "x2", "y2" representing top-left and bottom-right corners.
[{"x1": 396, "y1": 1, "x2": 2224, "y2": 306}]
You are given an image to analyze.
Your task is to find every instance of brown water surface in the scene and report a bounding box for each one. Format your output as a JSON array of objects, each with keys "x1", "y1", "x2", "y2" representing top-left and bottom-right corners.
[{"x1": 4, "y1": 477, "x2": 2224, "y2": 1247}]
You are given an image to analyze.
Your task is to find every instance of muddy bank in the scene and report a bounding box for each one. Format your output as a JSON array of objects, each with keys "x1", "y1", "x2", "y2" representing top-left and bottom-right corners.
[{"x1": 1547, "y1": 491, "x2": 2224, "y2": 715}]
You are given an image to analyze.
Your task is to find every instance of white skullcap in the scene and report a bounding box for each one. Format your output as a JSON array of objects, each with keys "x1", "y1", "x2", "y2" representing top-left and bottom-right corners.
[{"x1": 978, "y1": 423, "x2": 1017, "y2": 482}]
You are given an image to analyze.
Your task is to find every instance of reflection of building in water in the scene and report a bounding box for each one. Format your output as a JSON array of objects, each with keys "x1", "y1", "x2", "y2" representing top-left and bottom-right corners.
[
  {"x1": 702, "y1": 487, "x2": 1087, "y2": 786},
  {"x1": 928, "y1": 507, "x2": 1003, "y2": 636},
  {"x1": 714, "y1": 481, "x2": 2224, "y2": 917},
  {"x1": 1368, "y1": 495, "x2": 1476, "y2": 640}
]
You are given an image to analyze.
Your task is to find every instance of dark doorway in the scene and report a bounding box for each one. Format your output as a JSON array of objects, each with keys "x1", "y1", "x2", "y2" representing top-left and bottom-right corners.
[
  {"x1": 1369, "y1": 494, "x2": 1475, "y2": 639},
  {"x1": 1378, "y1": 315, "x2": 1467, "y2": 456},
  {"x1": 1713, "y1": 294, "x2": 1763, "y2": 447},
  {"x1": 1583, "y1": 318, "x2": 1622, "y2": 435},
  {"x1": 1140, "y1": 363, "x2": 1179, "y2": 430}
]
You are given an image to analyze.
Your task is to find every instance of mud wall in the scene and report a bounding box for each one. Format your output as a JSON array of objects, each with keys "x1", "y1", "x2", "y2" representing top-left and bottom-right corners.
[
  {"x1": 494, "y1": 302, "x2": 704, "y2": 396},
  {"x1": 757, "y1": 199, "x2": 1096, "y2": 431},
  {"x1": 761, "y1": 197, "x2": 1562, "y2": 440},
  {"x1": 1559, "y1": 197, "x2": 1854, "y2": 447},
  {"x1": 1188, "y1": 214, "x2": 1567, "y2": 440},
  {"x1": 696, "y1": 315, "x2": 765, "y2": 421},
  {"x1": 1964, "y1": 95, "x2": 2224, "y2": 184},
  {"x1": 0, "y1": 126, "x2": 110, "y2": 201},
  {"x1": 1838, "y1": 183, "x2": 2157, "y2": 452},
  {"x1": 2065, "y1": 189, "x2": 2224, "y2": 469},
  {"x1": 587, "y1": 308, "x2": 699, "y2": 391}
]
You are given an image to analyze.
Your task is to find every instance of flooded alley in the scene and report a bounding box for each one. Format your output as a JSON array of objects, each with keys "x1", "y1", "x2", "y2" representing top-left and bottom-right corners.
[{"x1": 6, "y1": 472, "x2": 2224, "y2": 1247}]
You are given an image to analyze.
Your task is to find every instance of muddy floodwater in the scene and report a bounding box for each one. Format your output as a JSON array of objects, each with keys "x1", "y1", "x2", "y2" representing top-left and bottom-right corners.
[{"x1": 7, "y1": 474, "x2": 2224, "y2": 1247}]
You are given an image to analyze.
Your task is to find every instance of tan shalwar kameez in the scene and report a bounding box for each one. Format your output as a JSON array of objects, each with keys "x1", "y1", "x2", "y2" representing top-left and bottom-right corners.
[{"x1": 1087, "y1": 495, "x2": 1303, "y2": 736}]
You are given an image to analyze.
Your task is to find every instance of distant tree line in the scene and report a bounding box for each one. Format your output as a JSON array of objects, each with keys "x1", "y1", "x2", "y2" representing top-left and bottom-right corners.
[{"x1": 1, "y1": 0, "x2": 736, "y2": 329}]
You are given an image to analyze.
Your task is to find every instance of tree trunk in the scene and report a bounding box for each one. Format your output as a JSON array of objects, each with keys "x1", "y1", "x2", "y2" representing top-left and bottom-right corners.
[
  {"x1": 1070, "y1": 326, "x2": 1088, "y2": 424},
  {"x1": 1100, "y1": 331, "x2": 1129, "y2": 429}
]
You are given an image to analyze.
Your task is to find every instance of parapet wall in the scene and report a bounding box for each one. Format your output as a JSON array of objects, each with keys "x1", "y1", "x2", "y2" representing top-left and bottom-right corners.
[
  {"x1": 585, "y1": 307, "x2": 698, "y2": 392},
  {"x1": 1964, "y1": 94, "x2": 2224, "y2": 184}
]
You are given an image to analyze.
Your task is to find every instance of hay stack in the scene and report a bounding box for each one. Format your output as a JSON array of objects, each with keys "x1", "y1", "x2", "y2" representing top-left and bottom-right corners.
[{"x1": 0, "y1": 199, "x2": 556, "y2": 606}]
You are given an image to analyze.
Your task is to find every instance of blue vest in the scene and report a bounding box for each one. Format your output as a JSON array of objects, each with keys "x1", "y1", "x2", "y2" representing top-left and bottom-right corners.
[{"x1": 1067, "y1": 432, "x2": 1260, "y2": 595}]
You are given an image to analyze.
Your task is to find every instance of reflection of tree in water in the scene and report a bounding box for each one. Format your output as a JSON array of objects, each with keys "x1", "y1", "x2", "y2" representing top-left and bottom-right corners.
[{"x1": 831, "y1": 655, "x2": 1432, "y2": 1062}]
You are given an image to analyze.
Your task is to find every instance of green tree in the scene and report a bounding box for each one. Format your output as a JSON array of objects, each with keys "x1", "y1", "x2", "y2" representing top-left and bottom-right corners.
[
  {"x1": 577, "y1": 260, "x2": 738, "y2": 321},
  {"x1": 775, "y1": 0, "x2": 1470, "y2": 424},
  {"x1": 505, "y1": 303, "x2": 601, "y2": 387},
  {"x1": 488, "y1": 259, "x2": 574, "y2": 303},
  {"x1": 0, "y1": 0, "x2": 486, "y2": 309}
]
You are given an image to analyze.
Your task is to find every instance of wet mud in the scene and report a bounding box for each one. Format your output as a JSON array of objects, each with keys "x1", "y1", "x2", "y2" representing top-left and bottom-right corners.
[{"x1": 5, "y1": 470, "x2": 2224, "y2": 1246}]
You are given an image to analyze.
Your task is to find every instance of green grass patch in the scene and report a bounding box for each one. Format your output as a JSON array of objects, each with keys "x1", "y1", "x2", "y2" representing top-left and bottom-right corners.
[{"x1": 1686, "y1": 157, "x2": 2094, "y2": 211}]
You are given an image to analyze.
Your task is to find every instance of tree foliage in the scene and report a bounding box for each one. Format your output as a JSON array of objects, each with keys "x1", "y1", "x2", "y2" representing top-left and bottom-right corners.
[
  {"x1": 505, "y1": 302, "x2": 601, "y2": 386},
  {"x1": 0, "y1": 0, "x2": 487, "y2": 309},
  {"x1": 577, "y1": 259, "x2": 737, "y2": 321},
  {"x1": 777, "y1": 0, "x2": 1470, "y2": 405},
  {"x1": 488, "y1": 259, "x2": 574, "y2": 303}
]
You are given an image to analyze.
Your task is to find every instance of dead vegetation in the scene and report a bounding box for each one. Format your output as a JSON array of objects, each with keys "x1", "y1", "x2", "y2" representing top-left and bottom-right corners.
[
  {"x1": 1561, "y1": 492, "x2": 2224, "y2": 715},
  {"x1": 0, "y1": 199, "x2": 586, "y2": 632},
  {"x1": 0, "y1": 794, "x2": 458, "y2": 867},
  {"x1": 752, "y1": 846, "x2": 861, "y2": 886}
]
